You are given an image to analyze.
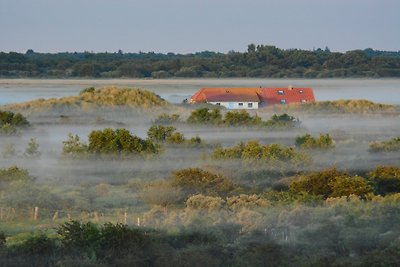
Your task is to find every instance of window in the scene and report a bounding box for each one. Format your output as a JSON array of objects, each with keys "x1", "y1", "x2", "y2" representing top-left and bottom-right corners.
[
  {"x1": 238, "y1": 103, "x2": 243, "y2": 106},
  {"x1": 248, "y1": 103, "x2": 253, "y2": 108},
  {"x1": 280, "y1": 99, "x2": 286, "y2": 104},
  {"x1": 278, "y1": 90, "x2": 284, "y2": 95},
  {"x1": 299, "y1": 90, "x2": 304, "y2": 94},
  {"x1": 301, "y1": 99, "x2": 307, "y2": 103},
  {"x1": 216, "y1": 103, "x2": 221, "y2": 106}
]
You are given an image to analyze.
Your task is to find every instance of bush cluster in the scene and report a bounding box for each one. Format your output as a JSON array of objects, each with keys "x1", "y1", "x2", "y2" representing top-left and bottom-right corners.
[
  {"x1": 0, "y1": 110, "x2": 29, "y2": 135},
  {"x1": 295, "y1": 133, "x2": 335, "y2": 149},
  {"x1": 212, "y1": 141, "x2": 309, "y2": 164}
]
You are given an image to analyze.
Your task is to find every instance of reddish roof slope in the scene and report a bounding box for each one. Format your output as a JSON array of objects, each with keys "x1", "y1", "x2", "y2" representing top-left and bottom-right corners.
[{"x1": 191, "y1": 87, "x2": 315, "y2": 106}]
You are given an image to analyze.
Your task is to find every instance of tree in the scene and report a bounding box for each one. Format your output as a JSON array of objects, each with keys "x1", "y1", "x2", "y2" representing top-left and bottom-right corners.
[{"x1": 368, "y1": 166, "x2": 400, "y2": 195}]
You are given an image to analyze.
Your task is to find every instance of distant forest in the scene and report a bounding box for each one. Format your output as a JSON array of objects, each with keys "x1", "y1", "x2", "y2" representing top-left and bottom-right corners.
[{"x1": 1, "y1": 44, "x2": 400, "y2": 78}]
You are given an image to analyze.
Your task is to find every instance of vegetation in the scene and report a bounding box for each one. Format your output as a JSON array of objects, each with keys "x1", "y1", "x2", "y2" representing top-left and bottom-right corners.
[
  {"x1": 368, "y1": 166, "x2": 400, "y2": 195},
  {"x1": 369, "y1": 137, "x2": 400, "y2": 152},
  {"x1": 154, "y1": 113, "x2": 180, "y2": 124},
  {"x1": 270, "y1": 99, "x2": 399, "y2": 114},
  {"x1": 212, "y1": 141, "x2": 309, "y2": 165},
  {"x1": 289, "y1": 168, "x2": 372, "y2": 199},
  {"x1": 63, "y1": 128, "x2": 159, "y2": 157},
  {"x1": 0, "y1": 110, "x2": 29, "y2": 135},
  {"x1": 2, "y1": 45, "x2": 400, "y2": 78},
  {"x1": 5, "y1": 87, "x2": 169, "y2": 113},
  {"x1": 187, "y1": 108, "x2": 300, "y2": 128},
  {"x1": 295, "y1": 133, "x2": 335, "y2": 149}
]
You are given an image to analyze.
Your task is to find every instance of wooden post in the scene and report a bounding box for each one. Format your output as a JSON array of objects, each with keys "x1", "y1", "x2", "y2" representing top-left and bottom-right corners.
[
  {"x1": 124, "y1": 212, "x2": 128, "y2": 225},
  {"x1": 137, "y1": 217, "x2": 140, "y2": 227},
  {"x1": 52, "y1": 211, "x2": 59, "y2": 222},
  {"x1": 67, "y1": 213, "x2": 71, "y2": 220},
  {"x1": 0, "y1": 207, "x2": 3, "y2": 220},
  {"x1": 94, "y1": 212, "x2": 99, "y2": 222},
  {"x1": 33, "y1": 207, "x2": 39, "y2": 221}
]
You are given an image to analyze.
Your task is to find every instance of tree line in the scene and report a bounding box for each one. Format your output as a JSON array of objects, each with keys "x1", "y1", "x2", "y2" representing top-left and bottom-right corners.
[{"x1": 1, "y1": 45, "x2": 400, "y2": 78}]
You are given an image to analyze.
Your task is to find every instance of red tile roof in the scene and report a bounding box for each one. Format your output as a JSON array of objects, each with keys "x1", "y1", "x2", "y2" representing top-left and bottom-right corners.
[{"x1": 191, "y1": 87, "x2": 315, "y2": 106}]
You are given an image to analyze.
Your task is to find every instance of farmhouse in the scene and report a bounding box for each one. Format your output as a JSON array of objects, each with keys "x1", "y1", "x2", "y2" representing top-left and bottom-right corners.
[{"x1": 190, "y1": 86, "x2": 315, "y2": 109}]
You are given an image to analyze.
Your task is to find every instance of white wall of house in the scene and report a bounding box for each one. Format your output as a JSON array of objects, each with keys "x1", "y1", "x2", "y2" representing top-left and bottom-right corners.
[{"x1": 208, "y1": 101, "x2": 259, "y2": 109}]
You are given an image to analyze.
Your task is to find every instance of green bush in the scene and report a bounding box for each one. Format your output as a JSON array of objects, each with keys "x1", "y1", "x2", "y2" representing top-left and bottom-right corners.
[
  {"x1": 212, "y1": 141, "x2": 309, "y2": 164},
  {"x1": 147, "y1": 125, "x2": 177, "y2": 143},
  {"x1": 295, "y1": 133, "x2": 335, "y2": 149},
  {"x1": 223, "y1": 110, "x2": 261, "y2": 126},
  {"x1": 263, "y1": 113, "x2": 299, "y2": 128},
  {"x1": 154, "y1": 113, "x2": 180, "y2": 124},
  {"x1": 368, "y1": 166, "x2": 400, "y2": 195},
  {"x1": 289, "y1": 168, "x2": 372, "y2": 199},
  {"x1": 62, "y1": 133, "x2": 88, "y2": 155},
  {"x1": 88, "y1": 128, "x2": 158, "y2": 155},
  {"x1": 0, "y1": 110, "x2": 29, "y2": 127},
  {"x1": 187, "y1": 108, "x2": 222, "y2": 125},
  {"x1": 171, "y1": 168, "x2": 236, "y2": 197}
]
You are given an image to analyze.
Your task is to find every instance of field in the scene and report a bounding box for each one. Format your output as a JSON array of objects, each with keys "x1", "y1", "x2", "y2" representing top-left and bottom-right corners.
[{"x1": 0, "y1": 84, "x2": 400, "y2": 266}]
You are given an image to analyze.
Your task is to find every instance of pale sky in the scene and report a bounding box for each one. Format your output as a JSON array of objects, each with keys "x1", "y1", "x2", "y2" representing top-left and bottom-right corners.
[{"x1": 0, "y1": 0, "x2": 399, "y2": 53}]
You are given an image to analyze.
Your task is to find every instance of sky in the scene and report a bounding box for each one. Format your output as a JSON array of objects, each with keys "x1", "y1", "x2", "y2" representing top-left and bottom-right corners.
[{"x1": 0, "y1": 0, "x2": 399, "y2": 54}]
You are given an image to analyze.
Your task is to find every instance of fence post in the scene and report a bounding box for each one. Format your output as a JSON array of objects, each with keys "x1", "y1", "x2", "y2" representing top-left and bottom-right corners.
[
  {"x1": 52, "y1": 211, "x2": 59, "y2": 222},
  {"x1": 124, "y1": 212, "x2": 128, "y2": 225},
  {"x1": 137, "y1": 217, "x2": 140, "y2": 227},
  {"x1": 33, "y1": 206, "x2": 39, "y2": 221}
]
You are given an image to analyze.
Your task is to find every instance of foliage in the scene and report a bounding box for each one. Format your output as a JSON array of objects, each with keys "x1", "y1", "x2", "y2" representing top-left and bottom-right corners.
[
  {"x1": 289, "y1": 168, "x2": 373, "y2": 198},
  {"x1": 171, "y1": 168, "x2": 236, "y2": 197},
  {"x1": 62, "y1": 133, "x2": 88, "y2": 155},
  {"x1": 369, "y1": 137, "x2": 400, "y2": 152},
  {"x1": 212, "y1": 141, "x2": 309, "y2": 165},
  {"x1": 88, "y1": 128, "x2": 158, "y2": 155},
  {"x1": 187, "y1": 109, "x2": 300, "y2": 129},
  {"x1": 368, "y1": 166, "x2": 400, "y2": 195},
  {"x1": 223, "y1": 110, "x2": 261, "y2": 126},
  {"x1": 295, "y1": 133, "x2": 335, "y2": 149},
  {"x1": 0, "y1": 110, "x2": 29, "y2": 127},
  {"x1": 263, "y1": 113, "x2": 299, "y2": 128},
  {"x1": 154, "y1": 113, "x2": 180, "y2": 124},
  {"x1": 187, "y1": 108, "x2": 222, "y2": 125},
  {"x1": 0, "y1": 166, "x2": 32, "y2": 188},
  {"x1": 2, "y1": 45, "x2": 400, "y2": 78},
  {"x1": 147, "y1": 125, "x2": 177, "y2": 143}
]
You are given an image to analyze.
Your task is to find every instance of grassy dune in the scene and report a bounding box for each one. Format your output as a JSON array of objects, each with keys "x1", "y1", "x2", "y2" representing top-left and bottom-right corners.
[{"x1": 3, "y1": 87, "x2": 171, "y2": 114}]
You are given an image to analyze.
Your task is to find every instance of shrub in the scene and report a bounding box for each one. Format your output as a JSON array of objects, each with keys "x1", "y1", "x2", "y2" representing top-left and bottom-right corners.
[
  {"x1": 186, "y1": 194, "x2": 226, "y2": 210},
  {"x1": 154, "y1": 113, "x2": 180, "y2": 124},
  {"x1": 0, "y1": 166, "x2": 32, "y2": 186},
  {"x1": 62, "y1": 133, "x2": 88, "y2": 155},
  {"x1": 289, "y1": 168, "x2": 372, "y2": 199},
  {"x1": 295, "y1": 133, "x2": 335, "y2": 149},
  {"x1": 223, "y1": 110, "x2": 261, "y2": 126},
  {"x1": 88, "y1": 128, "x2": 158, "y2": 155},
  {"x1": 0, "y1": 123, "x2": 17, "y2": 135},
  {"x1": 167, "y1": 132, "x2": 185, "y2": 144},
  {"x1": 212, "y1": 141, "x2": 309, "y2": 164},
  {"x1": 147, "y1": 125, "x2": 177, "y2": 143},
  {"x1": 187, "y1": 108, "x2": 222, "y2": 125},
  {"x1": 0, "y1": 110, "x2": 29, "y2": 127},
  {"x1": 369, "y1": 137, "x2": 400, "y2": 152},
  {"x1": 368, "y1": 166, "x2": 400, "y2": 195},
  {"x1": 263, "y1": 113, "x2": 299, "y2": 128},
  {"x1": 171, "y1": 168, "x2": 235, "y2": 197}
]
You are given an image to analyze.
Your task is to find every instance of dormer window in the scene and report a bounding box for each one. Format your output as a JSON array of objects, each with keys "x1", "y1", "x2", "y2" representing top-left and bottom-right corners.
[
  {"x1": 299, "y1": 90, "x2": 304, "y2": 94},
  {"x1": 301, "y1": 99, "x2": 307, "y2": 103},
  {"x1": 278, "y1": 90, "x2": 284, "y2": 95},
  {"x1": 280, "y1": 99, "x2": 286, "y2": 104}
]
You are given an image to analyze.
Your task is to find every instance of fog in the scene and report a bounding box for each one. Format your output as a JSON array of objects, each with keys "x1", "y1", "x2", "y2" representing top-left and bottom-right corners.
[{"x1": 1, "y1": 78, "x2": 400, "y2": 105}]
